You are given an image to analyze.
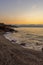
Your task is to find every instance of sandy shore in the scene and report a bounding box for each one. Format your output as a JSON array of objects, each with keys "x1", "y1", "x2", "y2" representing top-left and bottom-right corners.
[{"x1": 0, "y1": 32, "x2": 43, "y2": 65}]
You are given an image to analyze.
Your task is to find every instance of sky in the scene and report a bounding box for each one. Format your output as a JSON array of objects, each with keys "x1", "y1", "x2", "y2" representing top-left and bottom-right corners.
[{"x1": 0, "y1": 0, "x2": 43, "y2": 24}]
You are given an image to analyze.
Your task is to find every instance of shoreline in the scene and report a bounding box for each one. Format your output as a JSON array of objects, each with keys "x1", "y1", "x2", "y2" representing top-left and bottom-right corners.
[
  {"x1": 4, "y1": 31, "x2": 43, "y2": 51},
  {"x1": 0, "y1": 31, "x2": 43, "y2": 65}
]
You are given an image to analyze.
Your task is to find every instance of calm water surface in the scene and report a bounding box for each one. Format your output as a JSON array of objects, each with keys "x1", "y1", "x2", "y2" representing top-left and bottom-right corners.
[{"x1": 4, "y1": 28, "x2": 43, "y2": 51}]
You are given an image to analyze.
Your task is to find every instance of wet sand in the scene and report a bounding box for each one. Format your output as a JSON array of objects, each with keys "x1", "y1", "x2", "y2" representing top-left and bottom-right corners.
[{"x1": 0, "y1": 32, "x2": 43, "y2": 65}]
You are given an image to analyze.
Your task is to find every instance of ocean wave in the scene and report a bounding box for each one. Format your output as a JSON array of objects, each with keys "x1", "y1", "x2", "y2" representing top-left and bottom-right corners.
[{"x1": 4, "y1": 28, "x2": 43, "y2": 51}]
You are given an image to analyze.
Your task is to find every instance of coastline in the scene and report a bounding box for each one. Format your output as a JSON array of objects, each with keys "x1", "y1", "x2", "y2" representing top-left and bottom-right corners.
[{"x1": 0, "y1": 31, "x2": 43, "y2": 65}]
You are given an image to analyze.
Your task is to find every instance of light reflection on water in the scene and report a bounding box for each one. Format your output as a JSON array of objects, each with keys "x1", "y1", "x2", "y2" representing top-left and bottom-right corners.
[{"x1": 4, "y1": 28, "x2": 43, "y2": 51}]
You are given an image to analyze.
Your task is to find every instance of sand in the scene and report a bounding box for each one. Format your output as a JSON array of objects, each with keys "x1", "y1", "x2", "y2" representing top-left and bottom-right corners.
[{"x1": 0, "y1": 32, "x2": 43, "y2": 65}]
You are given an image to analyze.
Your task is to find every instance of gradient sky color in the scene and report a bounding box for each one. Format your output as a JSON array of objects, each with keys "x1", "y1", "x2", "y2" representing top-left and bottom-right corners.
[{"x1": 0, "y1": 0, "x2": 43, "y2": 24}]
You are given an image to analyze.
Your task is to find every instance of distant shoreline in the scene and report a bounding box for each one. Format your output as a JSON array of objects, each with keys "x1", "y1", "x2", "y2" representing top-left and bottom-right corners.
[
  {"x1": 16, "y1": 26, "x2": 43, "y2": 28},
  {"x1": 13, "y1": 24, "x2": 43, "y2": 28}
]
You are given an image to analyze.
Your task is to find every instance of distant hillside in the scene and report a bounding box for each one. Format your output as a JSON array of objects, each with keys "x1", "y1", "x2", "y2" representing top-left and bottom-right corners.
[{"x1": 16, "y1": 24, "x2": 43, "y2": 27}]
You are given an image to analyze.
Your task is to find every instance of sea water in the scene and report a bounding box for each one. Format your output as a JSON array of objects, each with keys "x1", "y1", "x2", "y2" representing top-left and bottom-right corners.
[{"x1": 4, "y1": 27, "x2": 43, "y2": 51}]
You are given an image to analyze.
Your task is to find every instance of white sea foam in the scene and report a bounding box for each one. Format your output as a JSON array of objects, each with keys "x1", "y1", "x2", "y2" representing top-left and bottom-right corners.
[{"x1": 4, "y1": 28, "x2": 43, "y2": 51}]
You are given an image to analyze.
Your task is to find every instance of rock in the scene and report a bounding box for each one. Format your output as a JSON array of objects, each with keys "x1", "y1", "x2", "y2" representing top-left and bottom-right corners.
[
  {"x1": 11, "y1": 40, "x2": 16, "y2": 43},
  {"x1": 20, "y1": 43, "x2": 26, "y2": 46},
  {"x1": 0, "y1": 23, "x2": 18, "y2": 33},
  {"x1": 14, "y1": 29, "x2": 18, "y2": 33},
  {"x1": 36, "y1": 42, "x2": 39, "y2": 45},
  {"x1": 42, "y1": 48, "x2": 43, "y2": 52}
]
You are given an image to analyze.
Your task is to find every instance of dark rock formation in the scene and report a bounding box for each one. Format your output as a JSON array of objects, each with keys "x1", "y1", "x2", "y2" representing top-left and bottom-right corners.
[
  {"x1": 20, "y1": 43, "x2": 26, "y2": 46},
  {"x1": 36, "y1": 42, "x2": 39, "y2": 45},
  {"x1": 42, "y1": 48, "x2": 43, "y2": 52},
  {"x1": 0, "y1": 23, "x2": 18, "y2": 33},
  {"x1": 11, "y1": 40, "x2": 16, "y2": 43}
]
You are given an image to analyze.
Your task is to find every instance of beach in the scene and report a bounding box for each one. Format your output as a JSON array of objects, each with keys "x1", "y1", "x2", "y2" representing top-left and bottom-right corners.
[
  {"x1": 0, "y1": 0, "x2": 43, "y2": 65},
  {"x1": 0, "y1": 30, "x2": 43, "y2": 65},
  {"x1": 4, "y1": 28, "x2": 43, "y2": 51}
]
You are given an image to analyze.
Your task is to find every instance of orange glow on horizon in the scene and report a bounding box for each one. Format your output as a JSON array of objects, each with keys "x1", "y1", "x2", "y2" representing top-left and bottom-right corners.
[
  {"x1": 0, "y1": 17, "x2": 43, "y2": 24},
  {"x1": 2, "y1": 20, "x2": 43, "y2": 24}
]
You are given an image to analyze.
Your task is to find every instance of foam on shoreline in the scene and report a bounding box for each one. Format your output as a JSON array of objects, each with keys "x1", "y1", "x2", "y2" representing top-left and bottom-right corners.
[{"x1": 4, "y1": 32, "x2": 43, "y2": 51}]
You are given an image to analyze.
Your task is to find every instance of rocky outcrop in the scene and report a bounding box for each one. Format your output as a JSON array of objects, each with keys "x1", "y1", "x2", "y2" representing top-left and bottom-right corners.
[{"x1": 0, "y1": 23, "x2": 18, "y2": 32}]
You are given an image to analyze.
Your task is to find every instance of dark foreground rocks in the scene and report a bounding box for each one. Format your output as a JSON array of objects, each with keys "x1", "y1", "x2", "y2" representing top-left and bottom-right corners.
[
  {"x1": 20, "y1": 43, "x2": 26, "y2": 46},
  {"x1": 0, "y1": 34, "x2": 43, "y2": 65}
]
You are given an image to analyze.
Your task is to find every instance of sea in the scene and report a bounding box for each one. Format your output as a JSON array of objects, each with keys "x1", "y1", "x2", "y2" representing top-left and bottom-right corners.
[{"x1": 4, "y1": 27, "x2": 43, "y2": 51}]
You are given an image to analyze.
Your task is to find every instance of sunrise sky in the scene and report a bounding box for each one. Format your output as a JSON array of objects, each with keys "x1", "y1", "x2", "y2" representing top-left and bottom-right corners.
[{"x1": 0, "y1": 0, "x2": 43, "y2": 24}]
